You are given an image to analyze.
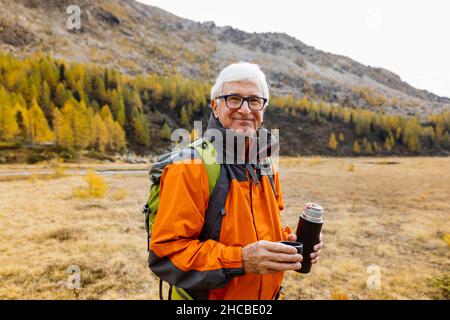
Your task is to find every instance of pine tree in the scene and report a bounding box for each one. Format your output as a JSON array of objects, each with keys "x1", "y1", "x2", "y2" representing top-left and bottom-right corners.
[
  {"x1": 14, "y1": 103, "x2": 28, "y2": 140},
  {"x1": 62, "y1": 99, "x2": 89, "y2": 149},
  {"x1": 131, "y1": 90, "x2": 143, "y2": 112},
  {"x1": 40, "y1": 80, "x2": 52, "y2": 119},
  {"x1": 435, "y1": 121, "x2": 446, "y2": 143},
  {"x1": 55, "y1": 83, "x2": 72, "y2": 107},
  {"x1": 92, "y1": 114, "x2": 108, "y2": 153},
  {"x1": 180, "y1": 106, "x2": 190, "y2": 127},
  {"x1": 328, "y1": 133, "x2": 338, "y2": 150},
  {"x1": 353, "y1": 140, "x2": 361, "y2": 154},
  {"x1": 373, "y1": 141, "x2": 380, "y2": 153},
  {"x1": 112, "y1": 122, "x2": 127, "y2": 152},
  {"x1": 160, "y1": 122, "x2": 172, "y2": 140},
  {"x1": 403, "y1": 118, "x2": 421, "y2": 152},
  {"x1": 299, "y1": 96, "x2": 309, "y2": 113},
  {"x1": 0, "y1": 91, "x2": 19, "y2": 141},
  {"x1": 100, "y1": 105, "x2": 116, "y2": 150},
  {"x1": 111, "y1": 90, "x2": 125, "y2": 126},
  {"x1": 52, "y1": 107, "x2": 74, "y2": 149},
  {"x1": 92, "y1": 75, "x2": 107, "y2": 106},
  {"x1": 364, "y1": 140, "x2": 373, "y2": 154},
  {"x1": 384, "y1": 134, "x2": 395, "y2": 152},
  {"x1": 132, "y1": 108, "x2": 150, "y2": 147},
  {"x1": 27, "y1": 99, "x2": 53, "y2": 143}
]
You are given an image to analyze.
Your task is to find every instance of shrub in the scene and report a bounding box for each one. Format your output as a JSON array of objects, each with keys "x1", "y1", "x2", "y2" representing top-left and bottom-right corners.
[{"x1": 73, "y1": 170, "x2": 107, "y2": 198}]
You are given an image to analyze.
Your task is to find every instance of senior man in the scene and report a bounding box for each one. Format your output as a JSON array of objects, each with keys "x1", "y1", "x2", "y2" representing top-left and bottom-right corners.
[{"x1": 149, "y1": 62, "x2": 323, "y2": 300}]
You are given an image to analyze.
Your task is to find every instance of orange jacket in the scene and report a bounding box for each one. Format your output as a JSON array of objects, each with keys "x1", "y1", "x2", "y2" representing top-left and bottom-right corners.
[{"x1": 149, "y1": 114, "x2": 291, "y2": 300}]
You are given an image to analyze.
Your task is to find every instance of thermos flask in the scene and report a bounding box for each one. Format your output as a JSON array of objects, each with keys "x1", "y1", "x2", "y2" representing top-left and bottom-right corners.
[{"x1": 295, "y1": 202, "x2": 323, "y2": 274}]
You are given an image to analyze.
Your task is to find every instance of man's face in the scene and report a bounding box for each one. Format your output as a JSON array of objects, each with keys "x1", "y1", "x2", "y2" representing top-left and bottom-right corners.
[{"x1": 211, "y1": 81, "x2": 266, "y2": 135}]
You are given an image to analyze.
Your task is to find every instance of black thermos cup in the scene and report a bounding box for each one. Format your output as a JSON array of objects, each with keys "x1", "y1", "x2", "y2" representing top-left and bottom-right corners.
[{"x1": 295, "y1": 203, "x2": 324, "y2": 274}]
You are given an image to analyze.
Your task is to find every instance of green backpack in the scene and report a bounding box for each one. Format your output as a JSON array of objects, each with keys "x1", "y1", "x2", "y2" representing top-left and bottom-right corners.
[
  {"x1": 143, "y1": 138, "x2": 220, "y2": 300},
  {"x1": 143, "y1": 137, "x2": 220, "y2": 249}
]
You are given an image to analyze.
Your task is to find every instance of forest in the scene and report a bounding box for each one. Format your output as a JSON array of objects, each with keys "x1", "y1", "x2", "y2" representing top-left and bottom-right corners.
[{"x1": 0, "y1": 51, "x2": 449, "y2": 162}]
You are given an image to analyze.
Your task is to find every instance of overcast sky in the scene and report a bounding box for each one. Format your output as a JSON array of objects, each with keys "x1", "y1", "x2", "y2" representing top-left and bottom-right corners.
[{"x1": 137, "y1": 0, "x2": 450, "y2": 98}]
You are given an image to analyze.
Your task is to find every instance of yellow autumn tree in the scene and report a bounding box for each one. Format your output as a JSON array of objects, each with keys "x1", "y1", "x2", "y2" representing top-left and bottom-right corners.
[
  {"x1": 0, "y1": 88, "x2": 19, "y2": 141},
  {"x1": 384, "y1": 133, "x2": 395, "y2": 151},
  {"x1": 328, "y1": 133, "x2": 338, "y2": 150},
  {"x1": 110, "y1": 90, "x2": 126, "y2": 126},
  {"x1": 100, "y1": 105, "x2": 115, "y2": 150},
  {"x1": 160, "y1": 122, "x2": 172, "y2": 141},
  {"x1": 27, "y1": 99, "x2": 53, "y2": 143},
  {"x1": 353, "y1": 140, "x2": 361, "y2": 154},
  {"x1": 52, "y1": 108, "x2": 74, "y2": 149},
  {"x1": 61, "y1": 99, "x2": 90, "y2": 149},
  {"x1": 91, "y1": 113, "x2": 108, "y2": 153},
  {"x1": 13, "y1": 103, "x2": 28, "y2": 140},
  {"x1": 403, "y1": 118, "x2": 421, "y2": 152},
  {"x1": 363, "y1": 138, "x2": 373, "y2": 154}
]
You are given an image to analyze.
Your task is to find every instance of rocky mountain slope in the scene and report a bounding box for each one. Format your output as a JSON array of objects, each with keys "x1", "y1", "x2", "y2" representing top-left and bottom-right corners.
[{"x1": 1, "y1": 0, "x2": 449, "y2": 119}]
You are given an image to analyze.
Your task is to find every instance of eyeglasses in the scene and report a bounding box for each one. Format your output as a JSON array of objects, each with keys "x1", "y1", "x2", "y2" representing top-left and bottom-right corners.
[{"x1": 216, "y1": 94, "x2": 267, "y2": 111}]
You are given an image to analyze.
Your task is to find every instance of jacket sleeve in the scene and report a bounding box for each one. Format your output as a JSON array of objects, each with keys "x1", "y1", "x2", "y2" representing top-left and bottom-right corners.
[
  {"x1": 149, "y1": 158, "x2": 245, "y2": 290},
  {"x1": 273, "y1": 162, "x2": 292, "y2": 241}
]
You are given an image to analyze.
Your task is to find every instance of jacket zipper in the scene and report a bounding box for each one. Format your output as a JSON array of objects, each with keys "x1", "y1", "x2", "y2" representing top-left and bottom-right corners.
[{"x1": 247, "y1": 166, "x2": 262, "y2": 300}]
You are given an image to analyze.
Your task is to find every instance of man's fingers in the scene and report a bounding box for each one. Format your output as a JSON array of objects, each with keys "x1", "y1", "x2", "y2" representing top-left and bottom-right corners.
[
  {"x1": 287, "y1": 234, "x2": 297, "y2": 241},
  {"x1": 313, "y1": 242, "x2": 323, "y2": 251},
  {"x1": 263, "y1": 261, "x2": 302, "y2": 272},
  {"x1": 263, "y1": 241, "x2": 298, "y2": 254},
  {"x1": 310, "y1": 249, "x2": 321, "y2": 259},
  {"x1": 269, "y1": 252, "x2": 303, "y2": 263}
]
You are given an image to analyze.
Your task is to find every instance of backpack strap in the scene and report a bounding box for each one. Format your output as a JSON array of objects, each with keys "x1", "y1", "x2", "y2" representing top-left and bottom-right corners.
[{"x1": 191, "y1": 139, "x2": 220, "y2": 196}]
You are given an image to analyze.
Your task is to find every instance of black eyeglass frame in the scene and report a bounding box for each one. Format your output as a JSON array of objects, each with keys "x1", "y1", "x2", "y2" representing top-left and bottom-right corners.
[{"x1": 215, "y1": 94, "x2": 268, "y2": 111}]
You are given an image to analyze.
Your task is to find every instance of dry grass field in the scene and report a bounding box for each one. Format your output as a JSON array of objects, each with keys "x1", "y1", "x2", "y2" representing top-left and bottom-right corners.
[{"x1": 0, "y1": 157, "x2": 449, "y2": 300}]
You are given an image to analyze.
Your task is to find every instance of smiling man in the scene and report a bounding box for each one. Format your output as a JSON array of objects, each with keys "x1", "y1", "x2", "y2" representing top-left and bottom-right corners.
[{"x1": 149, "y1": 62, "x2": 323, "y2": 300}]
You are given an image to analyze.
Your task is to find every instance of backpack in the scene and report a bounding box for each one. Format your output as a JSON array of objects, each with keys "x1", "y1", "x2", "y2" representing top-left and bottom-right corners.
[
  {"x1": 143, "y1": 137, "x2": 220, "y2": 300},
  {"x1": 143, "y1": 136, "x2": 277, "y2": 300},
  {"x1": 143, "y1": 137, "x2": 220, "y2": 250}
]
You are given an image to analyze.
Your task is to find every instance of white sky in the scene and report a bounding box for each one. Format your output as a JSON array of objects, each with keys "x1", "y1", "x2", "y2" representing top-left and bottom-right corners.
[{"x1": 137, "y1": 0, "x2": 450, "y2": 98}]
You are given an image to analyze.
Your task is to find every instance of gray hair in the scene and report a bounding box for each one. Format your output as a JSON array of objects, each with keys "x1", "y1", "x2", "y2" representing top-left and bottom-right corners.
[{"x1": 210, "y1": 62, "x2": 270, "y2": 103}]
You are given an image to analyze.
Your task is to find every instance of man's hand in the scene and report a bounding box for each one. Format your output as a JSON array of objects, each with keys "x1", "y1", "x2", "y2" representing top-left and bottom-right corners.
[
  {"x1": 242, "y1": 240, "x2": 303, "y2": 275},
  {"x1": 287, "y1": 232, "x2": 323, "y2": 264}
]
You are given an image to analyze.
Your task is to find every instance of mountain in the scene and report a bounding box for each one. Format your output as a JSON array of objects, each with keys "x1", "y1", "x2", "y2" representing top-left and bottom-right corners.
[{"x1": 1, "y1": 0, "x2": 449, "y2": 119}]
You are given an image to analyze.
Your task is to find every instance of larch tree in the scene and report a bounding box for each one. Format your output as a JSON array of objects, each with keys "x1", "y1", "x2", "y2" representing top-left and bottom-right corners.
[
  {"x1": 328, "y1": 133, "x2": 338, "y2": 150},
  {"x1": 160, "y1": 122, "x2": 172, "y2": 141},
  {"x1": 180, "y1": 106, "x2": 190, "y2": 128},
  {"x1": 131, "y1": 107, "x2": 150, "y2": 147},
  {"x1": 353, "y1": 140, "x2": 361, "y2": 154},
  {"x1": 0, "y1": 91, "x2": 19, "y2": 141},
  {"x1": 92, "y1": 113, "x2": 108, "y2": 153},
  {"x1": 52, "y1": 107, "x2": 74, "y2": 149},
  {"x1": 27, "y1": 99, "x2": 53, "y2": 143}
]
